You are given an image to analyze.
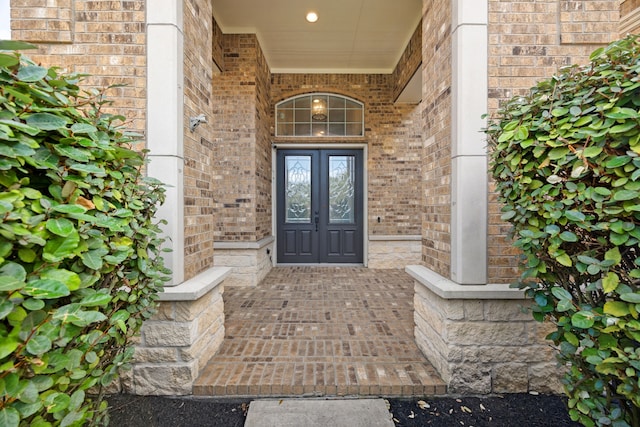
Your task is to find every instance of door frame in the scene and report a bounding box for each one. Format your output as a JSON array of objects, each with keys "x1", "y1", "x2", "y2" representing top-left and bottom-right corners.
[{"x1": 272, "y1": 143, "x2": 368, "y2": 266}]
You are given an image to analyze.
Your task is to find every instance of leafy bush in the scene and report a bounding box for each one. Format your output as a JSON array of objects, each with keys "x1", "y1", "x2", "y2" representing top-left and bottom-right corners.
[
  {"x1": 0, "y1": 42, "x2": 169, "y2": 426},
  {"x1": 485, "y1": 35, "x2": 640, "y2": 427}
]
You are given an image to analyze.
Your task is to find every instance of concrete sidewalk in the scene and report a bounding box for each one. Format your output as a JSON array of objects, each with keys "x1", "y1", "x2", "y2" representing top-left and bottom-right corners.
[{"x1": 244, "y1": 398, "x2": 395, "y2": 427}]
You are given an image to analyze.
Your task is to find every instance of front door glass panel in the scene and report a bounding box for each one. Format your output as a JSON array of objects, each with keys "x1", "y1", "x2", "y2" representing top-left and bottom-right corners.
[
  {"x1": 328, "y1": 155, "x2": 355, "y2": 224},
  {"x1": 285, "y1": 155, "x2": 312, "y2": 223}
]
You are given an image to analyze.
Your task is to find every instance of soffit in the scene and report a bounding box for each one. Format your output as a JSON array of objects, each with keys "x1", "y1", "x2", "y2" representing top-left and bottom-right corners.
[{"x1": 211, "y1": 0, "x2": 422, "y2": 74}]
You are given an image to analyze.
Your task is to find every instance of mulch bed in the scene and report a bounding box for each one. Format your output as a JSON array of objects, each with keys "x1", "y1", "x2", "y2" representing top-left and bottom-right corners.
[
  {"x1": 388, "y1": 394, "x2": 580, "y2": 427},
  {"x1": 107, "y1": 393, "x2": 580, "y2": 427}
]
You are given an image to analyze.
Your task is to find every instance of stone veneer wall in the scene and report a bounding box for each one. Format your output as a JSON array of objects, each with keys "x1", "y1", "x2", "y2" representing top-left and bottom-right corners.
[
  {"x1": 183, "y1": 0, "x2": 217, "y2": 280},
  {"x1": 368, "y1": 237, "x2": 422, "y2": 269},
  {"x1": 271, "y1": 74, "x2": 423, "y2": 239},
  {"x1": 486, "y1": 0, "x2": 619, "y2": 283},
  {"x1": 409, "y1": 266, "x2": 562, "y2": 394},
  {"x1": 214, "y1": 237, "x2": 274, "y2": 287},
  {"x1": 421, "y1": 1, "x2": 452, "y2": 277},
  {"x1": 126, "y1": 268, "x2": 229, "y2": 395},
  {"x1": 10, "y1": 0, "x2": 147, "y2": 134}
]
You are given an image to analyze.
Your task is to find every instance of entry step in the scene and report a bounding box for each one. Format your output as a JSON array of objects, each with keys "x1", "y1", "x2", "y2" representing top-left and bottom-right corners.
[{"x1": 244, "y1": 398, "x2": 395, "y2": 427}]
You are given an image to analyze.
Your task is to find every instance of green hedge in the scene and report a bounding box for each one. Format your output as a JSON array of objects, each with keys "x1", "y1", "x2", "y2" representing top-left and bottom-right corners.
[
  {"x1": 485, "y1": 36, "x2": 640, "y2": 427},
  {"x1": 0, "y1": 42, "x2": 169, "y2": 426}
]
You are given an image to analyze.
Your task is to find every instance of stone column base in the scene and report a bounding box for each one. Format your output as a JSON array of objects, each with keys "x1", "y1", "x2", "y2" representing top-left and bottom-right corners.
[
  {"x1": 407, "y1": 265, "x2": 563, "y2": 394},
  {"x1": 368, "y1": 235, "x2": 421, "y2": 268},
  {"x1": 214, "y1": 236, "x2": 274, "y2": 287},
  {"x1": 124, "y1": 267, "x2": 231, "y2": 395}
]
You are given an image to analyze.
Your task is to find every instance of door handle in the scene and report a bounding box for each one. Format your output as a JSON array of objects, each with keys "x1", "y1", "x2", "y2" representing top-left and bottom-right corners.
[{"x1": 314, "y1": 215, "x2": 319, "y2": 231}]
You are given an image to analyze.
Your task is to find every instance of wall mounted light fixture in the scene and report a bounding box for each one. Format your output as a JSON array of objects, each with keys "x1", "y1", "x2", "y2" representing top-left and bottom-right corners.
[{"x1": 189, "y1": 114, "x2": 207, "y2": 132}]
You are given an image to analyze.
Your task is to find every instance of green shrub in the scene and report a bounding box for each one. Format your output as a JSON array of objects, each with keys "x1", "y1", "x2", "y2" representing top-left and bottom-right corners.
[
  {"x1": 0, "y1": 42, "x2": 169, "y2": 426},
  {"x1": 485, "y1": 35, "x2": 640, "y2": 427}
]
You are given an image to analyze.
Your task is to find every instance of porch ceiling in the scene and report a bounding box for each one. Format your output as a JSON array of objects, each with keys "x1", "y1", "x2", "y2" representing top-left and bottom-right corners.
[{"x1": 211, "y1": 0, "x2": 422, "y2": 74}]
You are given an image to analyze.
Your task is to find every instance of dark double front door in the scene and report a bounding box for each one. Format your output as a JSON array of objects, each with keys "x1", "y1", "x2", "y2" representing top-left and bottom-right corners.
[{"x1": 277, "y1": 149, "x2": 364, "y2": 264}]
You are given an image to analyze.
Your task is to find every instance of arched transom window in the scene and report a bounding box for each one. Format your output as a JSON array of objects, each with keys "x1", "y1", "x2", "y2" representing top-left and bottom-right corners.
[{"x1": 276, "y1": 93, "x2": 364, "y2": 137}]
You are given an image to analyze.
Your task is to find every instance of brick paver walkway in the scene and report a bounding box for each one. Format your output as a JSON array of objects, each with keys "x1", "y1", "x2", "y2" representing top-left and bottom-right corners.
[{"x1": 193, "y1": 267, "x2": 446, "y2": 397}]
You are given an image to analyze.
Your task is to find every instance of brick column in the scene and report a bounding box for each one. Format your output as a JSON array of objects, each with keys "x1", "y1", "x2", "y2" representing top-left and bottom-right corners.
[
  {"x1": 146, "y1": 0, "x2": 185, "y2": 285},
  {"x1": 450, "y1": 0, "x2": 488, "y2": 284}
]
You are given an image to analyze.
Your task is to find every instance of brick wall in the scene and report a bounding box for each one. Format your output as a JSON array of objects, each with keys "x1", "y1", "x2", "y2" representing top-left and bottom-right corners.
[
  {"x1": 487, "y1": 0, "x2": 619, "y2": 283},
  {"x1": 10, "y1": 1, "x2": 147, "y2": 133},
  {"x1": 421, "y1": 1, "x2": 452, "y2": 277},
  {"x1": 622, "y1": 0, "x2": 640, "y2": 16},
  {"x1": 488, "y1": 0, "x2": 619, "y2": 112},
  {"x1": 392, "y1": 23, "x2": 422, "y2": 102},
  {"x1": 255, "y1": 43, "x2": 272, "y2": 241},
  {"x1": 270, "y1": 74, "x2": 423, "y2": 237},
  {"x1": 183, "y1": 0, "x2": 216, "y2": 279},
  {"x1": 212, "y1": 34, "x2": 271, "y2": 242},
  {"x1": 212, "y1": 15, "x2": 224, "y2": 72},
  {"x1": 10, "y1": 0, "x2": 72, "y2": 43},
  {"x1": 559, "y1": 1, "x2": 619, "y2": 44}
]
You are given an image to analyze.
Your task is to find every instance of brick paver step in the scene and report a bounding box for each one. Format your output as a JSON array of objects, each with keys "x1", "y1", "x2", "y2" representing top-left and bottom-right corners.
[{"x1": 193, "y1": 267, "x2": 446, "y2": 397}]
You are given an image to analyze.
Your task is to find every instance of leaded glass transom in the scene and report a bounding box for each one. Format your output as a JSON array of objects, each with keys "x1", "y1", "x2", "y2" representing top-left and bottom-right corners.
[{"x1": 276, "y1": 93, "x2": 364, "y2": 137}]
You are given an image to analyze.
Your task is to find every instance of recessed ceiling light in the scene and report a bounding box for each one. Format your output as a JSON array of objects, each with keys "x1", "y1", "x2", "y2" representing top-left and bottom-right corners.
[{"x1": 306, "y1": 11, "x2": 318, "y2": 23}]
